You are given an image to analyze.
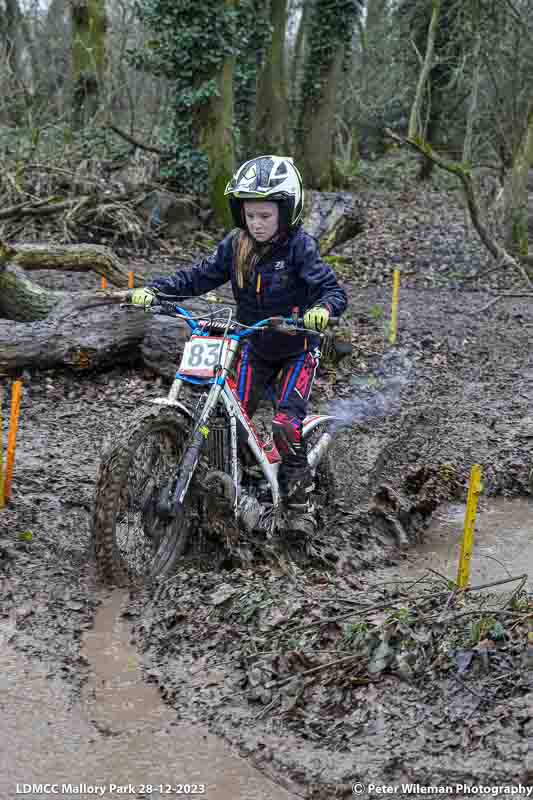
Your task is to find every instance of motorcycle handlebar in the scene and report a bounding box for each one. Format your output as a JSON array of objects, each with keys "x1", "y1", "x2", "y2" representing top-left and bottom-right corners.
[
  {"x1": 120, "y1": 291, "x2": 341, "y2": 332},
  {"x1": 277, "y1": 315, "x2": 340, "y2": 329}
]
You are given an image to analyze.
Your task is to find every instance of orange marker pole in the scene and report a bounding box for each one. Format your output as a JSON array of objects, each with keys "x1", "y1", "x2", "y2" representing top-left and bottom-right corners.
[
  {"x1": 0, "y1": 384, "x2": 4, "y2": 509},
  {"x1": 100, "y1": 276, "x2": 108, "y2": 290},
  {"x1": 4, "y1": 380, "x2": 23, "y2": 503},
  {"x1": 128, "y1": 271, "x2": 134, "y2": 289}
]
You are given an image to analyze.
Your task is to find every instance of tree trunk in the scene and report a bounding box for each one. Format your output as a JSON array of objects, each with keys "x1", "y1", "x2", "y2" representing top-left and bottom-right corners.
[
  {"x1": 299, "y1": 46, "x2": 345, "y2": 189},
  {"x1": 255, "y1": 0, "x2": 289, "y2": 153},
  {"x1": 504, "y1": 103, "x2": 533, "y2": 258},
  {"x1": 195, "y1": 0, "x2": 236, "y2": 230},
  {"x1": 461, "y1": 0, "x2": 482, "y2": 235},
  {"x1": 0, "y1": 0, "x2": 26, "y2": 124},
  {"x1": 408, "y1": 0, "x2": 441, "y2": 140},
  {"x1": 290, "y1": 0, "x2": 309, "y2": 114},
  {"x1": 297, "y1": 0, "x2": 362, "y2": 189},
  {"x1": 39, "y1": 0, "x2": 70, "y2": 114},
  {"x1": 4, "y1": 0, "x2": 21, "y2": 73},
  {"x1": 70, "y1": 0, "x2": 107, "y2": 127}
]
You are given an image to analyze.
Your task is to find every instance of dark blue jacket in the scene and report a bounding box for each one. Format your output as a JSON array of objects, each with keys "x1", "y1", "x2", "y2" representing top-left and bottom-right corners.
[{"x1": 149, "y1": 227, "x2": 348, "y2": 361}]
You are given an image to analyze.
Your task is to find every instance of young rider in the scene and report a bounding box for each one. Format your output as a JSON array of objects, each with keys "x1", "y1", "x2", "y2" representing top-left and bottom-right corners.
[{"x1": 130, "y1": 155, "x2": 347, "y2": 535}]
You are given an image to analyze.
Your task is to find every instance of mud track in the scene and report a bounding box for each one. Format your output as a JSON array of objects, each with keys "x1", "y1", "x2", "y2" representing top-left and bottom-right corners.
[{"x1": 1, "y1": 187, "x2": 533, "y2": 797}]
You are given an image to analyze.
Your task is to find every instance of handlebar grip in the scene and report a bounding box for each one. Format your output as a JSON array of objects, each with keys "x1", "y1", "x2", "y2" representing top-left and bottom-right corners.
[{"x1": 297, "y1": 316, "x2": 340, "y2": 328}]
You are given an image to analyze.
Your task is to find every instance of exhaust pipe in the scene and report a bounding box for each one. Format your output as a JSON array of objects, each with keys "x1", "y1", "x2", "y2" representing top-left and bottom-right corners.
[{"x1": 307, "y1": 432, "x2": 333, "y2": 470}]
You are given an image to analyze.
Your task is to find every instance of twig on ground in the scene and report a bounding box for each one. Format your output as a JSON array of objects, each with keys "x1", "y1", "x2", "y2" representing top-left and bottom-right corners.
[
  {"x1": 255, "y1": 693, "x2": 281, "y2": 719},
  {"x1": 463, "y1": 574, "x2": 528, "y2": 594},
  {"x1": 452, "y1": 674, "x2": 491, "y2": 703},
  {"x1": 264, "y1": 654, "x2": 360, "y2": 690},
  {"x1": 471, "y1": 291, "x2": 530, "y2": 314},
  {"x1": 459, "y1": 260, "x2": 507, "y2": 285},
  {"x1": 503, "y1": 576, "x2": 529, "y2": 611},
  {"x1": 271, "y1": 591, "x2": 452, "y2": 638}
]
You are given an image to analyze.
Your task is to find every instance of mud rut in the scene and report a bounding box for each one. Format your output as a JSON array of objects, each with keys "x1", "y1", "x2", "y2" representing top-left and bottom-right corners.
[{"x1": 1, "y1": 261, "x2": 533, "y2": 796}]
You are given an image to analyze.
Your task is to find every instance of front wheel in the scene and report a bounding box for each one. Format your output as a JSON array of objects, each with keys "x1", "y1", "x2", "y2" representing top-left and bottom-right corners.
[{"x1": 92, "y1": 407, "x2": 202, "y2": 585}]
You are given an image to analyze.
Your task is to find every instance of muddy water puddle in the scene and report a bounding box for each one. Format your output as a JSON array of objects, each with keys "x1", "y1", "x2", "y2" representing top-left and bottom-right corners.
[
  {"x1": 0, "y1": 590, "x2": 299, "y2": 800},
  {"x1": 374, "y1": 497, "x2": 533, "y2": 589}
]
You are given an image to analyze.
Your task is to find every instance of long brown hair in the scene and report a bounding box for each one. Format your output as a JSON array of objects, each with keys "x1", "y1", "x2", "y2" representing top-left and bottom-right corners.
[{"x1": 233, "y1": 229, "x2": 278, "y2": 289}]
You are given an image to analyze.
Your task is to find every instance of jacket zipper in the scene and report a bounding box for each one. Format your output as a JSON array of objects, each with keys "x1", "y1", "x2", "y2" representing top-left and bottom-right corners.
[{"x1": 253, "y1": 238, "x2": 288, "y2": 312}]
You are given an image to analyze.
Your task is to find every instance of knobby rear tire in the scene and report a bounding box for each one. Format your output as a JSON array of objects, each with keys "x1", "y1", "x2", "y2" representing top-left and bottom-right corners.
[{"x1": 92, "y1": 406, "x2": 197, "y2": 586}]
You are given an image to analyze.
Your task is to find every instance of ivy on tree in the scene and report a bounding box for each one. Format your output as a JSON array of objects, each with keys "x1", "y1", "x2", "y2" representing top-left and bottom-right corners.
[
  {"x1": 298, "y1": 0, "x2": 363, "y2": 188},
  {"x1": 300, "y1": 0, "x2": 362, "y2": 105},
  {"x1": 129, "y1": 0, "x2": 270, "y2": 194}
]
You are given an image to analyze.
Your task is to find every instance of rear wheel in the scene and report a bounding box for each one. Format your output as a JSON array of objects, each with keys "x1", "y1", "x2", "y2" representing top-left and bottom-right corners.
[{"x1": 92, "y1": 407, "x2": 202, "y2": 585}]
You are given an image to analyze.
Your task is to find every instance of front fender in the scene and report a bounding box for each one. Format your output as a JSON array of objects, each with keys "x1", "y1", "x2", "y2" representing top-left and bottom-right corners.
[{"x1": 150, "y1": 397, "x2": 195, "y2": 423}]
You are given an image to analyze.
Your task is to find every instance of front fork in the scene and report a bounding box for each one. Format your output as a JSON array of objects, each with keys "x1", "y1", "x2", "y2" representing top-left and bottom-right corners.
[
  {"x1": 167, "y1": 381, "x2": 225, "y2": 512},
  {"x1": 163, "y1": 341, "x2": 240, "y2": 516}
]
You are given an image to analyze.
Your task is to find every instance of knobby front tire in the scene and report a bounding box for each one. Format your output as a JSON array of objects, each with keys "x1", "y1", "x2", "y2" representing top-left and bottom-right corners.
[{"x1": 92, "y1": 407, "x2": 199, "y2": 585}]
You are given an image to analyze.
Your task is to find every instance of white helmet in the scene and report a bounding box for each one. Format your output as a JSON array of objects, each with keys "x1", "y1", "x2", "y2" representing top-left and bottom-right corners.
[{"x1": 224, "y1": 155, "x2": 304, "y2": 230}]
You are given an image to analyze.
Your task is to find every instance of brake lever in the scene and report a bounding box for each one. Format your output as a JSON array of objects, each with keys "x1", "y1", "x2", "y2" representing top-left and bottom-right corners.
[
  {"x1": 270, "y1": 315, "x2": 341, "y2": 336},
  {"x1": 118, "y1": 302, "x2": 163, "y2": 313},
  {"x1": 269, "y1": 316, "x2": 297, "y2": 335}
]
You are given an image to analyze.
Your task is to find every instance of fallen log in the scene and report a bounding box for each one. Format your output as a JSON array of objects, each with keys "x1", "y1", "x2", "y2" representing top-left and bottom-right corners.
[
  {"x1": 0, "y1": 240, "x2": 145, "y2": 322},
  {"x1": 8, "y1": 242, "x2": 146, "y2": 285},
  {"x1": 141, "y1": 309, "x2": 201, "y2": 380},
  {"x1": 0, "y1": 265, "x2": 67, "y2": 321},
  {"x1": 0, "y1": 291, "x2": 227, "y2": 375},
  {"x1": 305, "y1": 190, "x2": 366, "y2": 254},
  {"x1": 0, "y1": 295, "x2": 149, "y2": 372}
]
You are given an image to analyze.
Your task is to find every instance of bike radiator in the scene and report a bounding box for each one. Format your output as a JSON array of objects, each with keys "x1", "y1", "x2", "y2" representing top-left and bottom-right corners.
[{"x1": 206, "y1": 415, "x2": 231, "y2": 472}]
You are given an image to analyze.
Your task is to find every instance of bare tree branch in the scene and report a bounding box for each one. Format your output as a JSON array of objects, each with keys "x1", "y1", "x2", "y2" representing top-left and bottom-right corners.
[
  {"x1": 385, "y1": 128, "x2": 533, "y2": 289},
  {"x1": 104, "y1": 123, "x2": 174, "y2": 159}
]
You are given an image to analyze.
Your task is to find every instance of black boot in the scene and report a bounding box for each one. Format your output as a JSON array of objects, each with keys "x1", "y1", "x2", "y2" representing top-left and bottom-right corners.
[
  {"x1": 280, "y1": 466, "x2": 317, "y2": 537},
  {"x1": 274, "y1": 416, "x2": 316, "y2": 537}
]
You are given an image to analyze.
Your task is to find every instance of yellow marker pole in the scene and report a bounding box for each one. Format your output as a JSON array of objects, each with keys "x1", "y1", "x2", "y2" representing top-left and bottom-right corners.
[
  {"x1": 0, "y1": 384, "x2": 4, "y2": 509},
  {"x1": 457, "y1": 464, "x2": 483, "y2": 588},
  {"x1": 128, "y1": 271, "x2": 134, "y2": 289},
  {"x1": 4, "y1": 380, "x2": 23, "y2": 503},
  {"x1": 100, "y1": 276, "x2": 108, "y2": 290},
  {"x1": 389, "y1": 268, "x2": 400, "y2": 345}
]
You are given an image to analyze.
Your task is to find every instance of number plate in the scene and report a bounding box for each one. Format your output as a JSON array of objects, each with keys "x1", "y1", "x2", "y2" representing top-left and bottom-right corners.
[{"x1": 178, "y1": 336, "x2": 224, "y2": 378}]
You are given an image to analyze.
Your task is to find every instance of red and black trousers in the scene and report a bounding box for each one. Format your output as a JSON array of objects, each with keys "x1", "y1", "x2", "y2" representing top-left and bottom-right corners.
[{"x1": 234, "y1": 343, "x2": 319, "y2": 486}]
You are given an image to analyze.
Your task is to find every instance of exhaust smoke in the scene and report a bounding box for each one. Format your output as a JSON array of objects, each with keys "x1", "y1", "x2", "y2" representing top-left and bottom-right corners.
[{"x1": 326, "y1": 350, "x2": 413, "y2": 433}]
